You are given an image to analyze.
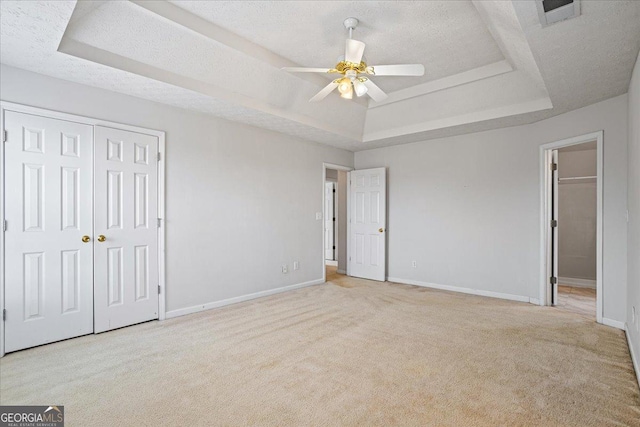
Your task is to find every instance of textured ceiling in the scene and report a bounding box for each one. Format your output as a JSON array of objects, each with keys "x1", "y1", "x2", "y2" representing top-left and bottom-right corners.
[
  {"x1": 0, "y1": 1, "x2": 639, "y2": 152},
  {"x1": 169, "y1": 0, "x2": 505, "y2": 93},
  {"x1": 513, "y1": 0, "x2": 640, "y2": 114}
]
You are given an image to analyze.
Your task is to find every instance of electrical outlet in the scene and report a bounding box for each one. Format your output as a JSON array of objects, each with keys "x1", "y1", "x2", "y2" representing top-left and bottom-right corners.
[
  {"x1": 282, "y1": 265, "x2": 288, "y2": 274},
  {"x1": 293, "y1": 261, "x2": 299, "y2": 271},
  {"x1": 412, "y1": 261, "x2": 417, "y2": 268}
]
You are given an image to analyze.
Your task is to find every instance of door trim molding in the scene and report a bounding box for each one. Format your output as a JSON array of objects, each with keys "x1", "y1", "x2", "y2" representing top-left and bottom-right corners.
[
  {"x1": 322, "y1": 163, "x2": 353, "y2": 284},
  {"x1": 0, "y1": 101, "x2": 167, "y2": 356},
  {"x1": 539, "y1": 130, "x2": 603, "y2": 324}
]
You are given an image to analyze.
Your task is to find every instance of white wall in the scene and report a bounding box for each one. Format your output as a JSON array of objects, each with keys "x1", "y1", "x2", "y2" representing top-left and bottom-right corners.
[
  {"x1": 0, "y1": 65, "x2": 354, "y2": 315},
  {"x1": 558, "y1": 148, "x2": 597, "y2": 282},
  {"x1": 627, "y1": 53, "x2": 640, "y2": 377},
  {"x1": 355, "y1": 94, "x2": 628, "y2": 323}
]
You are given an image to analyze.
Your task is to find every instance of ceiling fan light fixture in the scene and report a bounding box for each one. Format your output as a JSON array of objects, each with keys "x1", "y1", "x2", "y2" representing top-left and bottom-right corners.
[
  {"x1": 337, "y1": 78, "x2": 352, "y2": 95},
  {"x1": 340, "y1": 85, "x2": 353, "y2": 99},
  {"x1": 353, "y1": 79, "x2": 368, "y2": 97},
  {"x1": 283, "y1": 17, "x2": 424, "y2": 103}
]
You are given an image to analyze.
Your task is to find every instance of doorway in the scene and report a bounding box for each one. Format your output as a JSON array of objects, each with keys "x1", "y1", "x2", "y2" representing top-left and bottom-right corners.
[
  {"x1": 322, "y1": 164, "x2": 351, "y2": 283},
  {"x1": 540, "y1": 131, "x2": 603, "y2": 323},
  {"x1": 555, "y1": 141, "x2": 598, "y2": 318}
]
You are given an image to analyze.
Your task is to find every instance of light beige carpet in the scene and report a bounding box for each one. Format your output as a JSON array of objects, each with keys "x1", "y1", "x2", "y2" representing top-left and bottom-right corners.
[{"x1": 1, "y1": 273, "x2": 639, "y2": 426}]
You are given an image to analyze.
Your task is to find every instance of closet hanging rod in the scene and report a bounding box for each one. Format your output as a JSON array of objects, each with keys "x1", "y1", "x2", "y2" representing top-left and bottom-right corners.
[{"x1": 558, "y1": 176, "x2": 597, "y2": 181}]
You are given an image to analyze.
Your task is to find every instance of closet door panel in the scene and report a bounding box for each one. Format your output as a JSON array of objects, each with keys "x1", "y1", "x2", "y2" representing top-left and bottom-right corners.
[
  {"x1": 4, "y1": 111, "x2": 94, "y2": 352},
  {"x1": 93, "y1": 126, "x2": 159, "y2": 333}
]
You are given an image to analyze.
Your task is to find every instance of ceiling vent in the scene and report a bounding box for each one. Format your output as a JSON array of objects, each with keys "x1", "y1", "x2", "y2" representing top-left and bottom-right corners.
[{"x1": 536, "y1": 0, "x2": 581, "y2": 26}]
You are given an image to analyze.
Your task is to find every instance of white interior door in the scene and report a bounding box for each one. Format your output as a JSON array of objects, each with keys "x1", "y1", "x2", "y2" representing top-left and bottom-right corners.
[
  {"x1": 94, "y1": 126, "x2": 159, "y2": 333},
  {"x1": 325, "y1": 182, "x2": 335, "y2": 260},
  {"x1": 551, "y1": 149, "x2": 559, "y2": 305},
  {"x1": 3, "y1": 111, "x2": 94, "y2": 352},
  {"x1": 349, "y1": 168, "x2": 386, "y2": 281}
]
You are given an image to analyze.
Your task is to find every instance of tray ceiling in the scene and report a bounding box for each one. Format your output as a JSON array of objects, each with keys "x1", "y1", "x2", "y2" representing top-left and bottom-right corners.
[
  {"x1": 168, "y1": 0, "x2": 506, "y2": 93},
  {"x1": 1, "y1": 1, "x2": 639, "y2": 151}
]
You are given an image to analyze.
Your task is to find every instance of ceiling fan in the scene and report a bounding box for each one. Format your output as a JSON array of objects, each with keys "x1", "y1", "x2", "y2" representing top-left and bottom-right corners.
[{"x1": 283, "y1": 17, "x2": 425, "y2": 103}]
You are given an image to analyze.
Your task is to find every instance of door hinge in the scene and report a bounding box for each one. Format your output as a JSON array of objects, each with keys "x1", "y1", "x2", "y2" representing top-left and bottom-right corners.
[
  {"x1": 550, "y1": 162, "x2": 558, "y2": 171},
  {"x1": 333, "y1": 189, "x2": 336, "y2": 193},
  {"x1": 2, "y1": 130, "x2": 6, "y2": 143},
  {"x1": 550, "y1": 277, "x2": 558, "y2": 285},
  {"x1": 550, "y1": 219, "x2": 558, "y2": 227},
  {"x1": 2, "y1": 309, "x2": 6, "y2": 321},
  {"x1": 2, "y1": 220, "x2": 6, "y2": 231},
  {"x1": 158, "y1": 285, "x2": 161, "y2": 295},
  {"x1": 157, "y1": 152, "x2": 161, "y2": 161},
  {"x1": 333, "y1": 246, "x2": 336, "y2": 250},
  {"x1": 157, "y1": 218, "x2": 162, "y2": 227},
  {"x1": 333, "y1": 217, "x2": 336, "y2": 221}
]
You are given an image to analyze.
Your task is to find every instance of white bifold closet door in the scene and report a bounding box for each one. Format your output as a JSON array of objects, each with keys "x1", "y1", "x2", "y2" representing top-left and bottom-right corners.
[
  {"x1": 93, "y1": 126, "x2": 159, "y2": 333},
  {"x1": 4, "y1": 111, "x2": 94, "y2": 353},
  {"x1": 3, "y1": 113, "x2": 160, "y2": 353}
]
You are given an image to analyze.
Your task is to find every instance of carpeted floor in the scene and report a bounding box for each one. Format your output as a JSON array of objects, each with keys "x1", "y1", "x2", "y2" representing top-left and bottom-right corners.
[{"x1": 1, "y1": 272, "x2": 639, "y2": 426}]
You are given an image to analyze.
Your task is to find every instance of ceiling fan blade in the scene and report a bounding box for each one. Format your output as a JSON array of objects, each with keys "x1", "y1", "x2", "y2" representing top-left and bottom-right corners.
[
  {"x1": 345, "y1": 39, "x2": 365, "y2": 64},
  {"x1": 282, "y1": 67, "x2": 332, "y2": 73},
  {"x1": 368, "y1": 64, "x2": 425, "y2": 76},
  {"x1": 310, "y1": 81, "x2": 339, "y2": 102},
  {"x1": 362, "y1": 79, "x2": 388, "y2": 102}
]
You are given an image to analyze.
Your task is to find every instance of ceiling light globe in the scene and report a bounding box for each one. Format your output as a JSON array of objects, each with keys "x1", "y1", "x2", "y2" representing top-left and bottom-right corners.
[
  {"x1": 353, "y1": 80, "x2": 368, "y2": 97},
  {"x1": 340, "y1": 90, "x2": 353, "y2": 100},
  {"x1": 338, "y1": 80, "x2": 352, "y2": 95}
]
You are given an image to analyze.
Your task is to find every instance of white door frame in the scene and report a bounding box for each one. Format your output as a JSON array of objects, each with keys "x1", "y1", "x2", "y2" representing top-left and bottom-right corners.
[
  {"x1": 324, "y1": 182, "x2": 336, "y2": 262},
  {"x1": 0, "y1": 101, "x2": 166, "y2": 357},
  {"x1": 322, "y1": 163, "x2": 353, "y2": 283},
  {"x1": 539, "y1": 130, "x2": 603, "y2": 323}
]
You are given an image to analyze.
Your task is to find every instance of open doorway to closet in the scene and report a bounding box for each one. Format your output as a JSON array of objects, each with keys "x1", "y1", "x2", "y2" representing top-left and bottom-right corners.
[
  {"x1": 555, "y1": 141, "x2": 598, "y2": 318},
  {"x1": 322, "y1": 164, "x2": 351, "y2": 283},
  {"x1": 541, "y1": 131, "x2": 602, "y2": 323}
]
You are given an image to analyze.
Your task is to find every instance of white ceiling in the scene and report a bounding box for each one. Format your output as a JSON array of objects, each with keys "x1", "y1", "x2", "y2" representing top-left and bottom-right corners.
[
  {"x1": 169, "y1": 0, "x2": 505, "y2": 93},
  {"x1": 1, "y1": 0, "x2": 639, "y2": 152}
]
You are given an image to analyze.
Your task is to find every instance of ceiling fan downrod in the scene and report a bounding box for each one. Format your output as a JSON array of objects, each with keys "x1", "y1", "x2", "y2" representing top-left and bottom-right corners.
[{"x1": 344, "y1": 17, "x2": 359, "y2": 39}]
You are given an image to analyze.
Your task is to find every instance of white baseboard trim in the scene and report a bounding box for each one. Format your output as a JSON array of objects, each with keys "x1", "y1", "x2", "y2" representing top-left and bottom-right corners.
[
  {"x1": 387, "y1": 277, "x2": 531, "y2": 304},
  {"x1": 165, "y1": 278, "x2": 325, "y2": 319},
  {"x1": 529, "y1": 298, "x2": 541, "y2": 305},
  {"x1": 602, "y1": 317, "x2": 625, "y2": 330},
  {"x1": 325, "y1": 260, "x2": 338, "y2": 266},
  {"x1": 558, "y1": 276, "x2": 596, "y2": 288},
  {"x1": 625, "y1": 323, "x2": 640, "y2": 389},
  {"x1": 336, "y1": 269, "x2": 346, "y2": 275}
]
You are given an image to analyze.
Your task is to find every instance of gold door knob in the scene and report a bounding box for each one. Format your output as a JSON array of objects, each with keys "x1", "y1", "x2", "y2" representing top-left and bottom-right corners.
[
  {"x1": 82, "y1": 235, "x2": 91, "y2": 243},
  {"x1": 97, "y1": 235, "x2": 106, "y2": 242},
  {"x1": 379, "y1": 228, "x2": 384, "y2": 233}
]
